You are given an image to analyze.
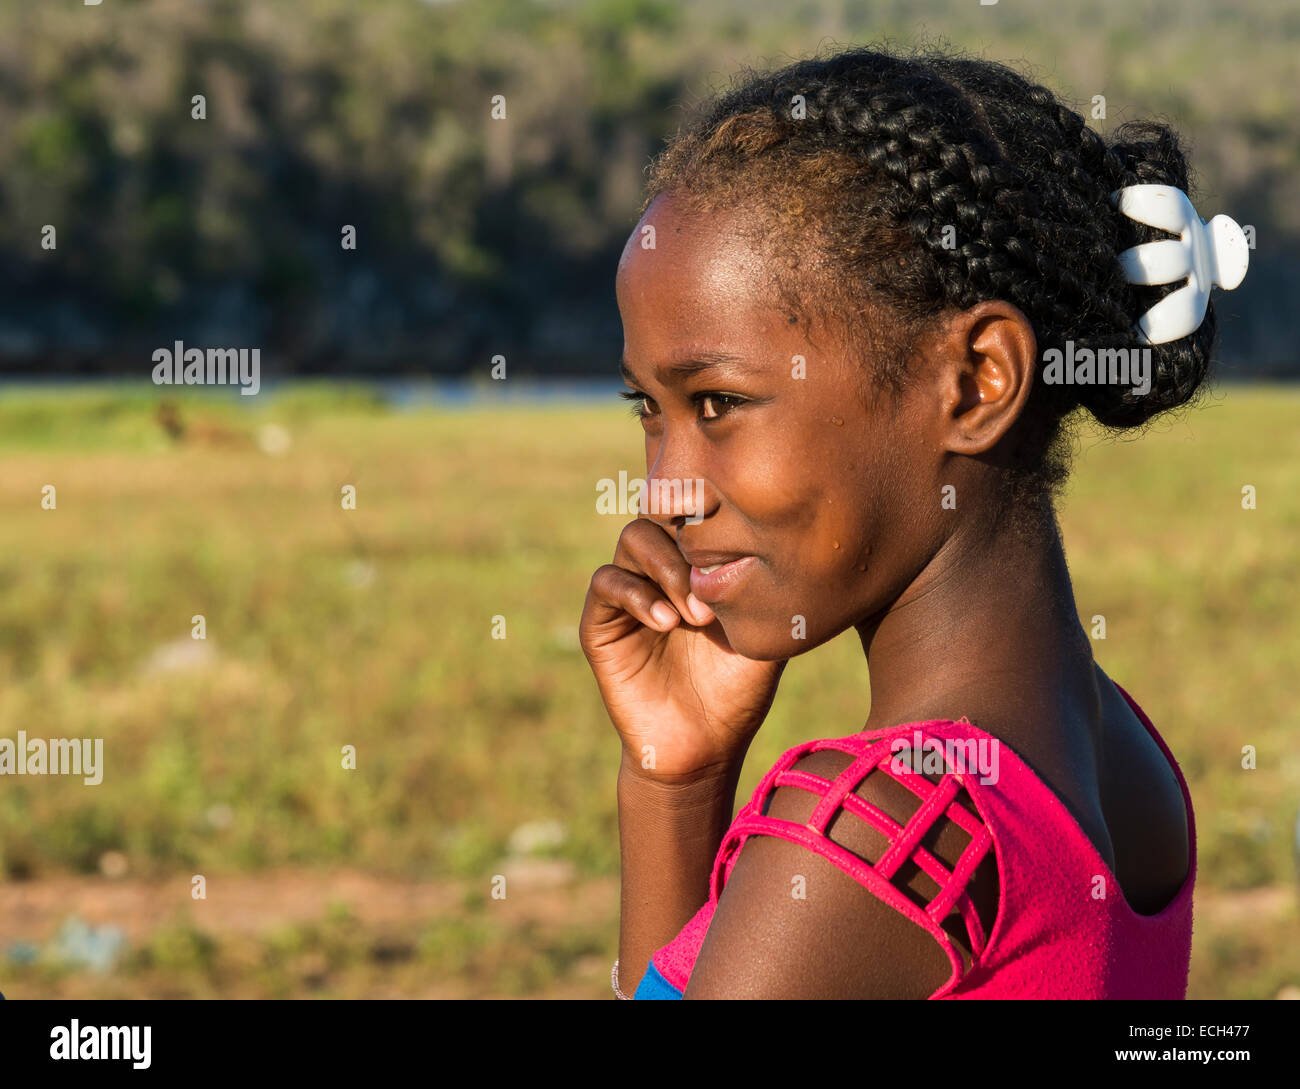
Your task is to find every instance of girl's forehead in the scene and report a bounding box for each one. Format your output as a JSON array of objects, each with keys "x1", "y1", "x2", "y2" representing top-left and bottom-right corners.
[{"x1": 618, "y1": 203, "x2": 778, "y2": 316}]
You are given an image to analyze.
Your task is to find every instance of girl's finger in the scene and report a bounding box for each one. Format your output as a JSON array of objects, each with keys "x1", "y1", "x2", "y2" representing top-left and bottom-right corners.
[
  {"x1": 583, "y1": 563, "x2": 682, "y2": 634},
  {"x1": 612, "y1": 518, "x2": 714, "y2": 626}
]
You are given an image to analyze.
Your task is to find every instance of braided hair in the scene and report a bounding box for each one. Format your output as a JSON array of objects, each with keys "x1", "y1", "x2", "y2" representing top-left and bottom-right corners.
[{"x1": 641, "y1": 45, "x2": 1216, "y2": 514}]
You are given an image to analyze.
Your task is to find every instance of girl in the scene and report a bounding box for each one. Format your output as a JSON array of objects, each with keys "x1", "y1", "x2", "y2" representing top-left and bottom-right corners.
[{"x1": 580, "y1": 45, "x2": 1244, "y2": 999}]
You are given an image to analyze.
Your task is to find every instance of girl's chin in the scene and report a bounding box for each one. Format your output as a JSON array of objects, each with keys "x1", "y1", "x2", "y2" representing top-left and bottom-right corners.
[{"x1": 714, "y1": 616, "x2": 818, "y2": 662}]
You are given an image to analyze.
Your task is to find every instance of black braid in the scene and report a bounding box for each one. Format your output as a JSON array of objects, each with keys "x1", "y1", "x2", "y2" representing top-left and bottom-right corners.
[{"x1": 642, "y1": 45, "x2": 1219, "y2": 506}]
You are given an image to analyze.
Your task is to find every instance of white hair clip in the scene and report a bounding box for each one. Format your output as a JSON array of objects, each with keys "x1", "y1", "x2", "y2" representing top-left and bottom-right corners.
[{"x1": 1110, "y1": 184, "x2": 1249, "y2": 345}]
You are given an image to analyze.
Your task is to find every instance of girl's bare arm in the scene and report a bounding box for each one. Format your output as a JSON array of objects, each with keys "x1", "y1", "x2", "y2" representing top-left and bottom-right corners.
[{"x1": 615, "y1": 751, "x2": 744, "y2": 996}]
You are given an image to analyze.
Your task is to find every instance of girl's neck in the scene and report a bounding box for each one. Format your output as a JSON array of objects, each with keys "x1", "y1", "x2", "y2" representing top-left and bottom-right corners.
[{"x1": 856, "y1": 502, "x2": 1101, "y2": 740}]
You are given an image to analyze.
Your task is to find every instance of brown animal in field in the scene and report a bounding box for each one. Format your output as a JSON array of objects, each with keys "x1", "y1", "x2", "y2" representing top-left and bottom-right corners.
[{"x1": 156, "y1": 399, "x2": 253, "y2": 447}]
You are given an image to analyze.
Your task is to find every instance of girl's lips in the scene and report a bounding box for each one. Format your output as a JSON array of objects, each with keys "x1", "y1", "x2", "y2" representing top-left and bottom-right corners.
[{"x1": 689, "y1": 555, "x2": 758, "y2": 604}]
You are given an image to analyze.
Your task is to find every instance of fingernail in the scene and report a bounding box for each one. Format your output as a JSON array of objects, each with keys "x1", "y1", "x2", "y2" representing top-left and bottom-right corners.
[
  {"x1": 650, "y1": 602, "x2": 678, "y2": 628},
  {"x1": 686, "y1": 593, "x2": 713, "y2": 624}
]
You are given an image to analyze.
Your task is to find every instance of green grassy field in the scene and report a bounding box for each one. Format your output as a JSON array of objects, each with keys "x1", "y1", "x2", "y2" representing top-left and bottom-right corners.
[{"x1": 0, "y1": 382, "x2": 1297, "y2": 999}]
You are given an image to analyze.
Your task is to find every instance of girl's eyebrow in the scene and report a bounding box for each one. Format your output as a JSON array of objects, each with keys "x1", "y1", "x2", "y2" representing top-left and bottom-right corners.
[{"x1": 620, "y1": 350, "x2": 748, "y2": 386}]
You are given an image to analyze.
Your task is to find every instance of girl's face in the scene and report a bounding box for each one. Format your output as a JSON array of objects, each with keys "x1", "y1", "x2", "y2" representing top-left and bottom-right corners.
[{"x1": 615, "y1": 192, "x2": 952, "y2": 661}]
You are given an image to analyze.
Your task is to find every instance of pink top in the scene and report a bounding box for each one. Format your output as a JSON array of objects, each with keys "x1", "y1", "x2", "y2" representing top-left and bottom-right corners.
[{"x1": 644, "y1": 682, "x2": 1196, "y2": 999}]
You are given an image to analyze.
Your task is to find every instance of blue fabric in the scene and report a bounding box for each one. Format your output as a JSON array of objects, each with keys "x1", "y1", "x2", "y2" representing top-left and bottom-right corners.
[{"x1": 633, "y1": 959, "x2": 683, "y2": 1000}]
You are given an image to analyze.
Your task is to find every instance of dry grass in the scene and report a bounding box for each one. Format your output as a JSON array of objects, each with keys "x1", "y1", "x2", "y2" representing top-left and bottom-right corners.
[{"x1": 0, "y1": 382, "x2": 1296, "y2": 997}]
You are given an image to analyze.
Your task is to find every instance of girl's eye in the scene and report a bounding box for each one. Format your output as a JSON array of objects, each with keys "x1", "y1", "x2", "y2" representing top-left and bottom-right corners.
[
  {"x1": 697, "y1": 393, "x2": 745, "y2": 420},
  {"x1": 619, "y1": 389, "x2": 658, "y2": 419},
  {"x1": 618, "y1": 388, "x2": 747, "y2": 422}
]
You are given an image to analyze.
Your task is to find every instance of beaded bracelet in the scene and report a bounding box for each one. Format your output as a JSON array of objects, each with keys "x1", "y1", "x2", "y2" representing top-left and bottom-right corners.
[{"x1": 611, "y1": 958, "x2": 633, "y2": 1000}]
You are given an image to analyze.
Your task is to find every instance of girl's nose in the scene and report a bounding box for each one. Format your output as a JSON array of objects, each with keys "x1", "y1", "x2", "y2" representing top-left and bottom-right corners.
[{"x1": 641, "y1": 475, "x2": 712, "y2": 528}]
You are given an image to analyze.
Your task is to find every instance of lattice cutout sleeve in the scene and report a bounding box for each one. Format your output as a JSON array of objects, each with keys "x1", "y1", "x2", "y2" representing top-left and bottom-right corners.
[{"x1": 708, "y1": 736, "x2": 995, "y2": 989}]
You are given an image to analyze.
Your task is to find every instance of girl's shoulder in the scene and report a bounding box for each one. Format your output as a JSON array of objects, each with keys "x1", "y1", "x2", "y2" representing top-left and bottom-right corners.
[
  {"x1": 707, "y1": 718, "x2": 1006, "y2": 995},
  {"x1": 643, "y1": 691, "x2": 1196, "y2": 998}
]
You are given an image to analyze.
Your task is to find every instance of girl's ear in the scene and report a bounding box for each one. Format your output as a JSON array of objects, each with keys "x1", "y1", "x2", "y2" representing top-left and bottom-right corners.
[{"x1": 932, "y1": 300, "x2": 1038, "y2": 457}]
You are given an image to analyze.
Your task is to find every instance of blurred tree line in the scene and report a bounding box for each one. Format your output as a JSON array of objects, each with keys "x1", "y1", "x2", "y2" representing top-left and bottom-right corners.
[{"x1": 0, "y1": 0, "x2": 1296, "y2": 379}]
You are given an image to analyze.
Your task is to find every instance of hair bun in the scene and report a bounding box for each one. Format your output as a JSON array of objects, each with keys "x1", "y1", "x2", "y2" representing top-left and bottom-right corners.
[
  {"x1": 1071, "y1": 322, "x2": 1213, "y2": 430},
  {"x1": 1066, "y1": 121, "x2": 1218, "y2": 429}
]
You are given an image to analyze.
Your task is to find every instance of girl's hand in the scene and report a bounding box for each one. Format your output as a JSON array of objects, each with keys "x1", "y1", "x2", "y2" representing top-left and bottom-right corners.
[{"x1": 580, "y1": 517, "x2": 787, "y2": 782}]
